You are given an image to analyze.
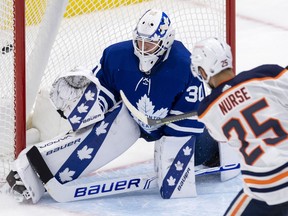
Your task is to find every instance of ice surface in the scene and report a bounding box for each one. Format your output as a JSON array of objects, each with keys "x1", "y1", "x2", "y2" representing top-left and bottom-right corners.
[
  {"x1": 1, "y1": 0, "x2": 288, "y2": 215},
  {"x1": 0, "y1": 159, "x2": 243, "y2": 216},
  {"x1": 38, "y1": 162, "x2": 243, "y2": 216}
]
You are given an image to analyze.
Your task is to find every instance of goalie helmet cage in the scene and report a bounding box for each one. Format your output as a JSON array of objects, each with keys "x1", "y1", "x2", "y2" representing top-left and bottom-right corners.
[{"x1": 0, "y1": 0, "x2": 235, "y2": 183}]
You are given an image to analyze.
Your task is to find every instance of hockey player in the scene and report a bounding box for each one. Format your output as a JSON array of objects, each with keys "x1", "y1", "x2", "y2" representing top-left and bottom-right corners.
[
  {"x1": 3, "y1": 9, "x2": 220, "y2": 203},
  {"x1": 191, "y1": 37, "x2": 288, "y2": 216}
]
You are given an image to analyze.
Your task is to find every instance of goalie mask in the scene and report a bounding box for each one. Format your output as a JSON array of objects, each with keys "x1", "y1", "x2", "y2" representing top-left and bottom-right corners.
[
  {"x1": 133, "y1": 9, "x2": 175, "y2": 73},
  {"x1": 191, "y1": 37, "x2": 233, "y2": 83}
]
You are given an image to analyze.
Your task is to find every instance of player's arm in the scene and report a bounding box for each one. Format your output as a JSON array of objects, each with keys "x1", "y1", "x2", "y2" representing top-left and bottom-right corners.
[
  {"x1": 93, "y1": 47, "x2": 121, "y2": 110},
  {"x1": 163, "y1": 75, "x2": 206, "y2": 137}
]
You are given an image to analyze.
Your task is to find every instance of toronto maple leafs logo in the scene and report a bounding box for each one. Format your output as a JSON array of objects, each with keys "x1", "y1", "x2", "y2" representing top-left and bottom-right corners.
[
  {"x1": 151, "y1": 15, "x2": 170, "y2": 40},
  {"x1": 175, "y1": 161, "x2": 184, "y2": 171},
  {"x1": 85, "y1": 90, "x2": 95, "y2": 101},
  {"x1": 135, "y1": 94, "x2": 168, "y2": 132},
  {"x1": 167, "y1": 176, "x2": 176, "y2": 186},
  {"x1": 68, "y1": 87, "x2": 97, "y2": 127},
  {"x1": 183, "y1": 146, "x2": 192, "y2": 156},
  {"x1": 76, "y1": 90, "x2": 95, "y2": 114},
  {"x1": 77, "y1": 103, "x2": 89, "y2": 113},
  {"x1": 95, "y1": 121, "x2": 109, "y2": 136},
  {"x1": 159, "y1": 17, "x2": 170, "y2": 34},
  {"x1": 77, "y1": 145, "x2": 93, "y2": 160},
  {"x1": 59, "y1": 168, "x2": 75, "y2": 183},
  {"x1": 70, "y1": 115, "x2": 81, "y2": 124}
]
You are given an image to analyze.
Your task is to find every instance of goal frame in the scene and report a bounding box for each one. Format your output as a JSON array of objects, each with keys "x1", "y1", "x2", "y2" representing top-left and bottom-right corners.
[
  {"x1": 14, "y1": 0, "x2": 26, "y2": 157},
  {"x1": 226, "y1": 0, "x2": 236, "y2": 70}
]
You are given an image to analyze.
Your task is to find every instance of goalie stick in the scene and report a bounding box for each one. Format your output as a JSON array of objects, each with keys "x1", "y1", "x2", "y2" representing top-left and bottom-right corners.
[
  {"x1": 120, "y1": 90, "x2": 197, "y2": 126},
  {"x1": 25, "y1": 146, "x2": 240, "y2": 202}
]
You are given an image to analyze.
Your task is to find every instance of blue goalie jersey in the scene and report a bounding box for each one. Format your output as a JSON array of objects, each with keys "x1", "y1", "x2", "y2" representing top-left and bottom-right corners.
[{"x1": 93, "y1": 40, "x2": 205, "y2": 141}]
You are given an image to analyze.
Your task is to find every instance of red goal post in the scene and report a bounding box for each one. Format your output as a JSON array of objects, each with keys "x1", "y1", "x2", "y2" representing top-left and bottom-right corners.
[{"x1": 0, "y1": 0, "x2": 235, "y2": 183}]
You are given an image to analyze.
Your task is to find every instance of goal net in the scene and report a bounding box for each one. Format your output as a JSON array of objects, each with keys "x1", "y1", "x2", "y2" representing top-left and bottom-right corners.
[{"x1": 0, "y1": 0, "x2": 235, "y2": 183}]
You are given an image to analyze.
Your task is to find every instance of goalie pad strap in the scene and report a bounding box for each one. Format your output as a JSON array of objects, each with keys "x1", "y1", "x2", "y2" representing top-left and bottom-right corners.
[{"x1": 26, "y1": 146, "x2": 53, "y2": 184}]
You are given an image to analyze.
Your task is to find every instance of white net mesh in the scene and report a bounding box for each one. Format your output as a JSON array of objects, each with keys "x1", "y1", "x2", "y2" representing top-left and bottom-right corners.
[
  {"x1": 0, "y1": 0, "x2": 15, "y2": 183},
  {"x1": 41, "y1": 0, "x2": 227, "y2": 90}
]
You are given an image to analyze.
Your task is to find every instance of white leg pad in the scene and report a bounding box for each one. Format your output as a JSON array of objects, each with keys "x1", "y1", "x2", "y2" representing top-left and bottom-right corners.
[
  {"x1": 219, "y1": 142, "x2": 241, "y2": 181},
  {"x1": 11, "y1": 103, "x2": 140, "y2": 203},
  {"x1": 155, "y1": 135, "x2": 197, "y2": 199}
]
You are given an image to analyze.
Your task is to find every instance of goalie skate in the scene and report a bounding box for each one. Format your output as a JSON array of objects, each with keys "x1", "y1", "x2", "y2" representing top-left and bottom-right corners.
[{"x1": 1, "y1": 171, "x2": 32, "y2": 202}]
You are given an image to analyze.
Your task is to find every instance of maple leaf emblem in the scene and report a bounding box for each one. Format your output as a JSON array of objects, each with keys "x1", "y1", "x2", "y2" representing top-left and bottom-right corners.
[
  {"x1": 159, "y1": 17, "x2": 169, "y2": 34},
  {"x1": 175, "y1": 161, "x2": 184, "y2": 171},
  {"x1": 183, "y1": 146, "x2": 192, "y2": 156},
  {"x1": 136, "y1": 94, "x2": 155, "y2": 116},
  {"x1": 85, "y1": 90, "x2": 95, "y2": 101},
  {"x1": 136, "y1": 94, "x2": 168, "y2": 119},
  {"x1": 77, "y1": 145, "x2": 93, "y2": 160},
  {"x1": 167, "y1": 176, "x2": 176, "y2": 186},
  {"x1": 59, "y1": 168, "x2": 75, "y2": 183},
  {"x1": 70, "y1": 115, "x2": 81, "y2": 124},
  {"x1": 95, "y1": 121, "x2": 109, "y2": 136},
  {"x1": 77, "y1": 103, "x2": 89, "y2": 113}
]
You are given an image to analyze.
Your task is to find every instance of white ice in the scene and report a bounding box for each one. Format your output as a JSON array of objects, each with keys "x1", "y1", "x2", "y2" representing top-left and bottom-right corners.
[{"x1": 1, "y1": 0, "x2": 288, "y2": 215}]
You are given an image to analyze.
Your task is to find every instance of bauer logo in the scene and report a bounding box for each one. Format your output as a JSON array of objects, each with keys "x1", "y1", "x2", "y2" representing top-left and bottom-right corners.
[
  {"x1": 74, "y1": 178, "x2": 141, "y2": 197},
  {"x1": 39, "y1": 135, "x2": 73, "y2": 148},
  {"x1": 177, "y1": 167, "x2": 191, "y2": 191},
  {"x1": 46, "y1": 138, "x2": 81, "y2": 155}
]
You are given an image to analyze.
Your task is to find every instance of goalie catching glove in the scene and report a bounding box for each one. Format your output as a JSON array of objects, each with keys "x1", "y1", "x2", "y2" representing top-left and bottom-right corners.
[{"x1": 50, "y1": 67, "x2": 104, "y2": 131}]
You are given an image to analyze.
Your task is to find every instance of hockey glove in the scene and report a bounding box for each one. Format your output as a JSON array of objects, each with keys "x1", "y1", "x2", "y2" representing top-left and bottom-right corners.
[{"x1": 50, "y1": 66, "x2": 104, "y2": 131}]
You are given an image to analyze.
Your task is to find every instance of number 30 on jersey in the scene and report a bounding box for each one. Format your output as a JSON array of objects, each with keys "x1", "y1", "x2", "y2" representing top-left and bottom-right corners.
[{"x1": 185, "y1": 84, "x2": 205, "y2": 103}]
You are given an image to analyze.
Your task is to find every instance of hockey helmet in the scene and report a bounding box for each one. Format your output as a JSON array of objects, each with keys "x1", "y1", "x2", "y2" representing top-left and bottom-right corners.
[
  {"x1": 191, "y1": 37, "x2": 233, "y2": 83},
  {"x1": 133, "y1": 9, "x2": 175, "y2": 73}
]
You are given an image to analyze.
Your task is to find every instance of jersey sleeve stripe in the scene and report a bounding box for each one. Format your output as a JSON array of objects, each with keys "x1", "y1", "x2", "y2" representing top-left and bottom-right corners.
[
  {"x1": 167, "y1": 122, "x2": 205, "y2": 133},
  {"x1": 241, "y1": 162, "x2": 288, "y2": 204},
  {"x1": 249, "y1": 181, "x2": 288, "y2": 193},
  {"x1": 244, "y1": 171, "x2": 288, "y2": 185},
  {"x1": 225, "y1": 192, "x2": 250, "y2": 216}
]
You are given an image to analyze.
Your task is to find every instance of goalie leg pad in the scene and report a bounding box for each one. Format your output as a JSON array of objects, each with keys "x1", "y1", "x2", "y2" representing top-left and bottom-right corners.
[
  {"x1": 155, "y1": 135, "x2": 197, "y2": 199},
  {"x1": 8, "y1": 102, "x2": 140, "y2": 203},
  {"x1": 40, "y1": 102, "x2": 140, "y2": 181}
]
